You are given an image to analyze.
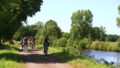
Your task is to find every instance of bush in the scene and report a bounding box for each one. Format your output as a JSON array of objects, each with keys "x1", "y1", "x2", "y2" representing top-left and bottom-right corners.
[
  {"x1": 67, "y1": 38, "x2": 74, "y2": 47},
  {"x1": 36, "y1": 35, "x2": 44, "y2": 44},
  {"x1": 56, "y1": 37, "x2": 67, "y2": 47},
  {"x1": 79, "y1": 38, "x2": 92, "y2": 49},
  {"x1": 49, "y1": 36, "x2": 58, "y2": 46}
]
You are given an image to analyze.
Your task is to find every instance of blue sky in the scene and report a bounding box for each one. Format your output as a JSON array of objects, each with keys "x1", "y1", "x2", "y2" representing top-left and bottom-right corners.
[{"x1": 27, "y1": 0, "x2": 120, "y2": 35}]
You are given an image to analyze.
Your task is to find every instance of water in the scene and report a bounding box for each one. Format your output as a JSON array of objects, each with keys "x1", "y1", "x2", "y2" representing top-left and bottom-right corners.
[{"x1": 81, "y1": 50, "x2": 120, "y2": 68}]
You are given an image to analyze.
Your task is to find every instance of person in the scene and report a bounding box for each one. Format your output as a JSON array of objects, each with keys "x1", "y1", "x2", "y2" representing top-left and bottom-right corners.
[
  {"x1": 20, "y1": 37, "x2": 24, "y2": 50},
  {"x1": 43, "y1": 36, "x2": 49, "y2": 55},
  {"x1": 23, "y1": 37, "x2": 28, "y2": 52},
  {"x1": 28, "y1": 37, "x2": 32, "y2": 49},
  {"x1": 31, "y1": 36, "x2": 36, "y2": 50}
]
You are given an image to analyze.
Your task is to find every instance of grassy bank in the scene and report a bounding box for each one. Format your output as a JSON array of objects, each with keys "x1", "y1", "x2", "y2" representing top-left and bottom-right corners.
[
  {"x1": 36, "y1": 45, "x2": 113, "y2": 68},
  {"x1": 90, "y1": 41, "x2": 120, "y2": 52},
  {"x1": 0, "y1": 44, "x2": 23, "y2": 68}
]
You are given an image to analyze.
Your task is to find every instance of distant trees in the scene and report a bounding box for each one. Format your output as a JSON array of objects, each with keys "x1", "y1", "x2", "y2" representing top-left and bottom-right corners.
[
  {"x1": 105, "y1": 35, "x2": 119, "y2": 42},
  {"x1": 13, "y1": 25, "x2": 38, "y2": 40},
  {"x1": 70, "y1": 10, "x2": 93, "y2": 40},
  {"x1": 0, "y1": 0, "x2": 43, "y2": 43}
]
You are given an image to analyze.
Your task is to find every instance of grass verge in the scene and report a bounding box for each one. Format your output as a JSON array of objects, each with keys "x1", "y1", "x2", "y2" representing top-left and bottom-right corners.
[{"x1": 0, "y1": 44, "x2": 23, "y2": 68}]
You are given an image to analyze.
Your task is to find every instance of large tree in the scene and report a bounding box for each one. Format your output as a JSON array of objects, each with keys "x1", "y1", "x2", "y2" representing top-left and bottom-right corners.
[
  {"x1": 0, "y1": 0, "x2": 43, "y2": 43},
  {"x1": 36, "y1": 20, "x2": 62, "y2": 45},
  {"x1": 117, "y1": 5, "x2": 120, "y2": 27},
  {"x1": 42, "y1": 20, "x2": 62, "y2": 38},
  {"x1": 70, "y1": 10, "x2": 93, "y2": 40}
]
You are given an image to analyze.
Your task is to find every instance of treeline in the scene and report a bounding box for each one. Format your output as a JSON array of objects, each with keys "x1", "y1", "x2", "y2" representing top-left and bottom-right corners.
[{"x1": 13, "y1": 10, "x2": 120, "y2": 50}]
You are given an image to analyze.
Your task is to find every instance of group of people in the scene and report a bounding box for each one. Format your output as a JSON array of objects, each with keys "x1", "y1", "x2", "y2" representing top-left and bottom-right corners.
[
  {"x1": 21, "y1": 36, "x2": 36, "y2": 52},
  {"x1": 20, "y1": 36, "x2": 50, "y2": 55}
]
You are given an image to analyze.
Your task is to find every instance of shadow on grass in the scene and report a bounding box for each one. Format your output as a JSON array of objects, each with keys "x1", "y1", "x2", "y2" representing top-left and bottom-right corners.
[
  {"x1": 0, "y1": 44, "x2": 20, "y2": 51},
  {"x1": 0, "y1": 53, "x2": 23, "y2": 63}
]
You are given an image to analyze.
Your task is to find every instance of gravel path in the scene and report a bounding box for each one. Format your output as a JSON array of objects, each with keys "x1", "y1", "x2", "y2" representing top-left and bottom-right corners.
[{"x1": 19, "y1": 48, "x2": 71, "y2": 68}]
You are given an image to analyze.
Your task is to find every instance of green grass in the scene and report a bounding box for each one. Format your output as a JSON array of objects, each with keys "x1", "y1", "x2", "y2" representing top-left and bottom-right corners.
[
  {"x1": 36, "y1": 45, "x2": 113, "y2": 68},
  {"x1": 0, "y1": 44, "x2": 23, "y2": 68}
]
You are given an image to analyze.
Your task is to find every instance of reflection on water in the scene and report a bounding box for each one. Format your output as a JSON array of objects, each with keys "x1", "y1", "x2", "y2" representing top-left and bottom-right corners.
[{"x1": 81, "y1": 50, "x2": 120, "y2": 68}]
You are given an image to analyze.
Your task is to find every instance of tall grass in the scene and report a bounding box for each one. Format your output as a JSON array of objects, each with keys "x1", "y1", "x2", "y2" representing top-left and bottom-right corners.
[
  {"x1": 0, "y1": 44, "x2": 23, "y2": 68},
  {"x1": 90, "y1": 41, "x2": 120, "y2": 51}
]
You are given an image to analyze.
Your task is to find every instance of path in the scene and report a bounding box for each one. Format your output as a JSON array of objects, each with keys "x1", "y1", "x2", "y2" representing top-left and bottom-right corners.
[{"x1": 19, "y1": 47, "x2": 71, "y2": 68}]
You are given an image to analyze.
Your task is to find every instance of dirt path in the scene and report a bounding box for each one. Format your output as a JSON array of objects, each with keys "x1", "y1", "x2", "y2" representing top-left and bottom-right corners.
[{"x1": 19, "y1": 48, "x2": 71, "y2": 68}]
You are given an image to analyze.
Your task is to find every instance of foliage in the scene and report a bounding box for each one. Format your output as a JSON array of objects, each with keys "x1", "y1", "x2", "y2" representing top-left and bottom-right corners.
[
  {"x1": 43, "y1": 20, "x2": 62, "y2": 38},
  {"x1": 91, "y1": 26, "x2": 106, "y2": 41},
  {"x1": 67, "y1": 38, "x2": 74, "y2": 47},
  {"x1": 35, "y1": 20, "x2": 62, "y2": 46},
  {"x1": 116, "y1": 5, "x2": 120, "y2": 27},
  {"x1": 62, "y1": 32, "x2": 70, "y2": 40},
  {"x1": 99, "y1": 26, "x2": 106, "y2": 41},
  {"x1": 71, "y1": 10, "x2": 93, "y2": 40},
  {"x1": 13, "y1": 25, "x2": 38, "y2": 40},
  {"x1": 56, "y1": 37, "x2": 67, "y2": 47},
  {"x1": 105, "y1": 35, "x2": 119, "y2": 42},
  {"x1": 90, "y1": 41, "x2": 119, "y2": 51},
  {"x1": 79, "y1": 38, "x2": 92, "y2": 49},
  {"x1": 0, "y1": 0, "x2": 43, "y2": 41}
]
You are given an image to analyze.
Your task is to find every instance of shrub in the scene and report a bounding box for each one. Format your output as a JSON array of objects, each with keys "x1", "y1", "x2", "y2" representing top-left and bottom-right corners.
[
  {"x1": 67, "y1": 38, "x2": 74, "y2": 47},
  {"x1": 49, "y1": 36, "x2": 58, "y2": 46},
  {"x1": 36, "y1": 35, "x2": 44, "y2": 44},
  {"x1": 56, "y1": 37, "x2": 67, "y2": 47},
  {"x1": 79, "y1": 38, "x2": 92, "y2": 49}
]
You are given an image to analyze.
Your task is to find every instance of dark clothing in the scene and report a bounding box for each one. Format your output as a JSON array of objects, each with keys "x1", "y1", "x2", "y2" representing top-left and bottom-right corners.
[{"x1": 43, "y1": 37, "x2": 49, "y2": 55}]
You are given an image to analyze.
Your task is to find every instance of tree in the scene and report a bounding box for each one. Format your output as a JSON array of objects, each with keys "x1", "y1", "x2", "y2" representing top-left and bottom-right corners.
[
  {"x1": 13, "y1": 25, "x2": 38, "y2": 40},
  {"x1": 36, "y1": 20, "x2": 62, "y2": 45},
  {"x1": 62, "y1": 32, "x2": 70, "y2": 40},
  {"x1": 91, "y1": 26, "x2": 106, "y2": 41},
  {"x1": 116, "y1": 5, "x2": 120, "y2": 27},
  {"x1": 99, "y1": 26, "x2": 106, "y2": 41},
  {"x1": 42, "y1": 20, "x2": 62, "y2": 38},
  {"x1": 70, "y1": 10, "x2": 93, "y2": 40},
  {"x1": 91, "y1": 27, "x2": 100, "y2": 41},
  {"x1": 0, "y1": 0, "x2": 43, "y2": 42},
  {"x1": 35, "y1": 21, "x2": 44, "y2": 40},
  {"x1": 106, "y1": 35, "x2": 118, "y2": 42}
]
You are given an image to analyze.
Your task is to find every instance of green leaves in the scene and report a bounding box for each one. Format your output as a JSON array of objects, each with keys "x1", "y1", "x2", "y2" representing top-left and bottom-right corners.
[
  {"x1": 116, "y1": 17, "x2": 120, "y2": 27},
  {"x1": 0, "y1": 0, "x2": 43, "y2": 40},
  {"x1": 71, "y1": 10, "x2": 93, "y2": 40},
  {"x1": 117, "y1": 5, "x2": 120, "y2": 27}
]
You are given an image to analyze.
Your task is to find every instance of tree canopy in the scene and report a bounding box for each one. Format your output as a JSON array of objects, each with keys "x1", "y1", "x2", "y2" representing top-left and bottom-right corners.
[
  {"x1": 42, "y1": 20, "x2": 62, "y2": 38},
  {"x1": 117, "y1": 5, "x2": 120, "y2": 27},
  {"x1": 70, "y1": 10, "x2": 93, "y2": 40},
  {"x1": 0, "y1": 0, "x2": 43, "y2": 41}
]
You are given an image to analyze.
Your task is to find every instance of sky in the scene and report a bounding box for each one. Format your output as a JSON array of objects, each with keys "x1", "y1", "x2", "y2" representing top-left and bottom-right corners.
[{"x1": 27, "y1": 0, "x2": 120, "y2": 35}]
